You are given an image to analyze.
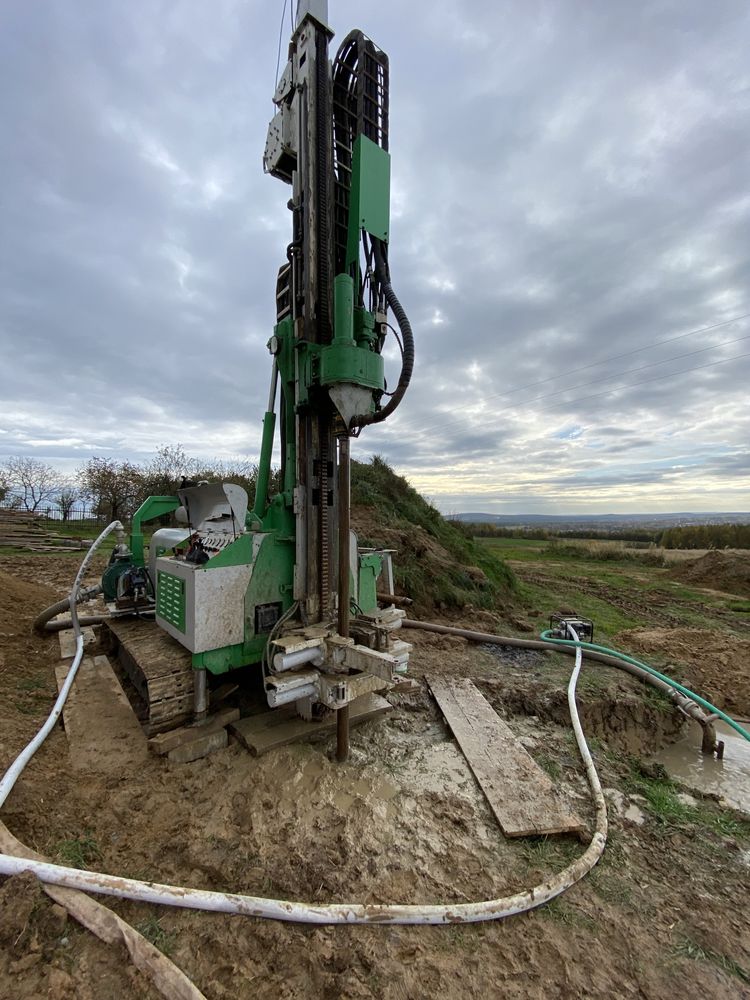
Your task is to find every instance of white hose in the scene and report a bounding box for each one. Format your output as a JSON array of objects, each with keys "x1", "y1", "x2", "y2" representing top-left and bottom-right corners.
[
  {"x1": 0, "y1": 559, "x2": 607, "y2": 923},
  {"x1": 0, "y1": 521, "x2": 124, "y2": 811}
]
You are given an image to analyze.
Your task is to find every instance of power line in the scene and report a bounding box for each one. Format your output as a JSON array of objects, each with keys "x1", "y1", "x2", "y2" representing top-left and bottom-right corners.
[
  {"x1": 392, "y1": 348, "x2": 750, "y2": 447},
  {"x1": 407, "y1": 332, "x2": 750, "y2": 439},
  {"x1": 401, "y1": 311, "x2": 750, "y2": 435},
  {"x1": 274, "y1": 0, "x2": 290, "y2": 92}
]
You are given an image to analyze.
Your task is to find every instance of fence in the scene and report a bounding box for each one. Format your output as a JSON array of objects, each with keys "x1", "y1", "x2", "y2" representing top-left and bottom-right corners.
[{"x1": 0, "y1": 500, "x2": 106, "y2": 524}]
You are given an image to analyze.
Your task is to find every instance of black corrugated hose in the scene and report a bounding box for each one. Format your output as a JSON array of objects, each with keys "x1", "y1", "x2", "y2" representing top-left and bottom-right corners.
[{"x1": 356, "y1": 238, "x2": 414, "y2": 426}]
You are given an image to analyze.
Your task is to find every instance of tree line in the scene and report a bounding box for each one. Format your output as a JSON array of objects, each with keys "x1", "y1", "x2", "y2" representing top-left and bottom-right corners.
[
  {"x1": 0, "y1": 446, "x2": 274, "y2": 522},
  {"x1": 458, "y1": 520, "x2": 750, "y2": 550}
]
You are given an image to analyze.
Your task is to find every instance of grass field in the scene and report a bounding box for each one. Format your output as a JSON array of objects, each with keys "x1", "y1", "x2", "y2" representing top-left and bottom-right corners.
[{"x1": 479, "y1": 535, "x2": 750, "y2": 641}]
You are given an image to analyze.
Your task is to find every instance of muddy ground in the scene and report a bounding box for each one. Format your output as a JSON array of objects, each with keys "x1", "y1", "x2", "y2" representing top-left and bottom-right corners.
[{"x1": 0, "y1": 551, "x2": 749, "y2": 999}]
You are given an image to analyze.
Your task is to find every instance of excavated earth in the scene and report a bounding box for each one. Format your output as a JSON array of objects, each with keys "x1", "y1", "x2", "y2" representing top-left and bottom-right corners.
[
  {"x1": 668, "y1": 550, "x2": 750, "y2": 599},
  {"x1": 1, "y1": 553, "x2": 749, "y2": 999}
]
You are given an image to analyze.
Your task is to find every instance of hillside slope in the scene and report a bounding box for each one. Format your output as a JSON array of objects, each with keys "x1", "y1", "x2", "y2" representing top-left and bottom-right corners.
[{"x1": 351, "y1": 457, "x2": 516, "y2": 617}]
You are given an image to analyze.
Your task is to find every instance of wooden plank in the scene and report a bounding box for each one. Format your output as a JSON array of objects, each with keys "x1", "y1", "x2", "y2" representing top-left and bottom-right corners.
[
  {"x1": 168, "y1": 728, "x2": 228, "y2": 764},
  {"x1": 58, "y1": 626, "x2": 97, "y2": 660},
  {"x1": 54, "y1": 655, "x2": 147, "y2": 771},
  {"x1": 148, "y1": 707, "x2": 240, "y2": 755},
  {"x1": 427, "y1": 676, "x2": 583, "y2": 838},
  {"x1": 229, "y1": 693, "x2": 391, "y2": 756}
]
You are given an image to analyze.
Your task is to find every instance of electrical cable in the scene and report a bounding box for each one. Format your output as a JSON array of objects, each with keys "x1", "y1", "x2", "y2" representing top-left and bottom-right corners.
[
  {"x1": 274, "y1": 0, "x2": 290, "y2": 92},
  {"x1": 401, "y1": 337, "x2": 750, "y2": 440},
  {"x1": 402, "y1": 311, "x2": 750, "y2": 434},
  {"x1": 383, "y1": 348, "x2": 750, "y2": 447}
]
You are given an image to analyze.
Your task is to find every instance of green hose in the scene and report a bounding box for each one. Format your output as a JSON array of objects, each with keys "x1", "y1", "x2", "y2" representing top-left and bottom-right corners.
[{"x1": 540, "y1": 630, "x2": 750, "y2": 744}]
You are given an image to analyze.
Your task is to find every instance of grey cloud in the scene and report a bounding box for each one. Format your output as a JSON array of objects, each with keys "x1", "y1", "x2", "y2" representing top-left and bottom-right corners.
[{"x1": 1, "y1": 0, "x2": 750, "y2": 512}]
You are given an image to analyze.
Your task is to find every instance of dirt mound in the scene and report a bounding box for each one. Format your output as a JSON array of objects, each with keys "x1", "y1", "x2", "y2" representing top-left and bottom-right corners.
[
  {"x1": 668, "y1": 550, "x2": 750, "y2": 597},
  {"x1": 615, "y1": 626, "x2": 750, "y2": 715}
]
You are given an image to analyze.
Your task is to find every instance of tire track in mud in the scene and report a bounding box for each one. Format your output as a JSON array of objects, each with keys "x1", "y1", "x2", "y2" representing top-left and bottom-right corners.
[{"x1": 520, "y1": 568, "x2": 685, "y2": 628}]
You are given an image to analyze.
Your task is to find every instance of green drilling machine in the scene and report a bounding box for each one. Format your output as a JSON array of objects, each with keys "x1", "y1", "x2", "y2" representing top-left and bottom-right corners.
[{"x1": 100, "y1": 1, "x2": 414, "y2": 759}]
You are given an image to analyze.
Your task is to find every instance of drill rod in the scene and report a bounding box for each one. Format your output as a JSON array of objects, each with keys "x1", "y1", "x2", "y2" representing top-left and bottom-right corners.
[{"x1": 336, "y1": 432, "x2": 351, "y2": 762}]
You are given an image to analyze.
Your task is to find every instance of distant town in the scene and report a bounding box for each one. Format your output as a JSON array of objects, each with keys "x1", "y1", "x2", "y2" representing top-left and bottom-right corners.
[{"x1": 449, "y1": 511, "x2": 750, "y2": 532}]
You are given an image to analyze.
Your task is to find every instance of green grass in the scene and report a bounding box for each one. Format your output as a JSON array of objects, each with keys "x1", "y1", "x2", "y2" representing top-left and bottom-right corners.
[
  {"x1": 538, "y1": 897, "x2": 597, "y2": 930},
  {"x1": 532, "y1": 752, "x2": 562, "y2": 781},
  {"x1": 520, "y1": 836, "x2": 580, "y2": 869},
  {"x1": 136, "y1": 914, "x2": 176, "y2": 956},
  {"x1": 516, "y1": 578, "x2": 642, "y2": 636},
  {"x1": 52, "y1": 833, "x2": 102, "y2": 869},
  {"x1": 478, "y1": 537, "x2": 551, "y2": 561},
  {"x1": 674, "y1": 935, "x2": 750, "y2": 984},
  {"x1": 352, "y1": 457, "x2": 516, "y2": 612},
  {"x1": 625, "y1": 763, "x2": 750, "y2": 841},
  {"x1": 16, "y1": 676, "x2": 47, "y2": 692}
]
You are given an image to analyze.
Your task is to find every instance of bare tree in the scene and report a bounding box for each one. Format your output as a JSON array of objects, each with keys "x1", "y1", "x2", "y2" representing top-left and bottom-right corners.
[
  {"x1": 140, "y1": 444, "x2": 195, "y2": 498},
  {"x1": 77, "y1": 457, "x2": 144, "y2": 521},
  {"x1": 2, "y1": 456, "x2": 61, "y2": 512},
  {"x1": 0, "y1": 468, "x2": 9, "y2": 505},
  {"x1": 56, "y1": 485, "x2": 79, "y2": 522}
]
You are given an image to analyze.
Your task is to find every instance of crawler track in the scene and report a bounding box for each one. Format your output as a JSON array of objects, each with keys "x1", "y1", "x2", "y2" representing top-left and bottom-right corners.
[{"x1": 102, "y1": 618, "x2": 194, "y2": 735}]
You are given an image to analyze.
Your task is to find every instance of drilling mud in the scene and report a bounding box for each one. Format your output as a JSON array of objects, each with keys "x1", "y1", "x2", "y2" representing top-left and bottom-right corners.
[
  {"x1": 1, "y1": 555, "x2": 750, "y2": 999},
  {"x1": 656, "y1": 721, "x2": 750, "y2": 814}
]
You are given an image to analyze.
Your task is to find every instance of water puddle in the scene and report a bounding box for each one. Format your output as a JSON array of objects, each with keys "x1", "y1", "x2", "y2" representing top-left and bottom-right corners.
[{"x1": 654, "y1": 721, "x2": 750, "y2": 814}]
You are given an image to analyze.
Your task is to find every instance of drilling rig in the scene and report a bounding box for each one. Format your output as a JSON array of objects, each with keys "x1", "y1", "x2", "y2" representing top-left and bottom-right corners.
[{"x1": 100, "y1": 0, "x2": 414, "y2": 760}]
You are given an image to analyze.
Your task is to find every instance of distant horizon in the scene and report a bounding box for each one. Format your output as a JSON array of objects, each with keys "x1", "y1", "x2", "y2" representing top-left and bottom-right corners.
[{"x1": 445, "y1": 509, "x2": 750, "y2": 521}]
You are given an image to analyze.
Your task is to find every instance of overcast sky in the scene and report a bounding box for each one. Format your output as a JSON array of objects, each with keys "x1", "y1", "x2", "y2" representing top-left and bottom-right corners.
[{"x1": 1, "y1": 0, "x2": 749, "y2": 514}]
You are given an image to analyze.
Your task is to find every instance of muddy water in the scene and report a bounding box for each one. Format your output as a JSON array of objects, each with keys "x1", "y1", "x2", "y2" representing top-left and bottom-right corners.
[{"x1": 655, "y1": 721, "x2": 750, "y2": 814}]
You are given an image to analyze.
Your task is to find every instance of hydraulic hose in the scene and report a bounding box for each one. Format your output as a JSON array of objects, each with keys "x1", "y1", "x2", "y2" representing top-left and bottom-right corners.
[
  {"x1": 355, "y1": 239, "x2": 414, "y2": 427},
  {"x1": 540, "y1": 632, "x2": 750, "y2": 744},
  {"x1": 32, "y1": 585, "x2": 104, "y2": 635},
  {"x1": 0, "y1": 521, "x2": 123, "y2": 810},
  {"x1": 1, "y1": 553, "x2": 607, "y2": 924}
]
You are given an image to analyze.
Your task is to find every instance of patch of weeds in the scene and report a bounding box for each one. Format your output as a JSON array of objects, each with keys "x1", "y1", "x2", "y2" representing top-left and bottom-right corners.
[
  {"x1": 694, "y1": 808, "x2": 750, "y2": 842},
  {"x1": 597, "y1": 827, "x2": 626, "y2": 869},
  {"x1": 52, "y1": 833, "x2": 102, "y2": 869},
  {"x1": 15, "y1": 701, "x2": 43, "y2": 715},
  {"x1": 441, "y1": 924, "x2": 486, "y2": 952},
  {"x1": 16, "y1": 676, "x2": 47, "y2": 692},
  {"x1": 624, "y1": 763, "x2": 694, "y2": 828},
  {"x1": 641, "y1": 686, "x2": 674, "y2": 716},
  {"x1": 577, "y1": 671, "x2": 612, "y2": 696},
  {"x1": 674, "y1": 935, "x2": 750, "y2": 985},
  {"x1": 727, "y1": 601, "x2": 750, "y2": 613},
  {"x1": 625, "y1": 761, "x2": 750, "y2": 842},
  {"x1": 533, "y1": 752, "x2": 562, "y2": 781},
  {"x1": 520, "y1": 836, "x2": 580, "y2": 869},
  {"x1": 589, "y1": 869, "x2": 632, "y2": 905},
  {"x1": 538, "y1": 897, "x2": 597, "y2": 930},
  {"x1": 136, "y1": 914, "x2": 176, "y2": 957}
]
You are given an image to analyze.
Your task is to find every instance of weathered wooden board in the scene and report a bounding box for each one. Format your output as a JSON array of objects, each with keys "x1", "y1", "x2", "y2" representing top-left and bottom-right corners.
[
  {"x1": 230, "y1": 693, "x2": 391, "y2": 756},
  {"x1": 54, "y1": 654, "x2": 147, "y2": 771},
  {"x1": 427, "y1": 676, "x2": 583, "y2": 837},
  {"x1": 58, "y1": 626, "x2": 98, "y2": 660},
  {"x1": 148, "y1": 707, "x2": 240, "y2": 756}
]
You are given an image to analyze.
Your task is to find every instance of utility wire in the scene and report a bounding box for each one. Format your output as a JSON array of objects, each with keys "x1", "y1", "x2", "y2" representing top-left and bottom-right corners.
[
  {"x1": 274, "y1": 0, "x2": 290, "y2": 91},
  {"x1": 404, "y1": 311, "x2": 750, "y2": 434},
  {"x1": 406, "y1": 332, "x2": 750, "y2": 439},
  {"x1": 390, "y1": 348, "x2": 750, "y2": 446}
]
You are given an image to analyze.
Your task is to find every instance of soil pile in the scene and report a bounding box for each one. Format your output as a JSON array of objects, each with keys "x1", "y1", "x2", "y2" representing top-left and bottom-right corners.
[
  {"x1": 668, "y1": 550, "x2": 750, "y2": 597},
  {"x1": 351, "y1": 457, "x2": 516, "y2": 616},
  {"x1": 615, "y1": 626, "x2": 750, "y2": 715}
]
